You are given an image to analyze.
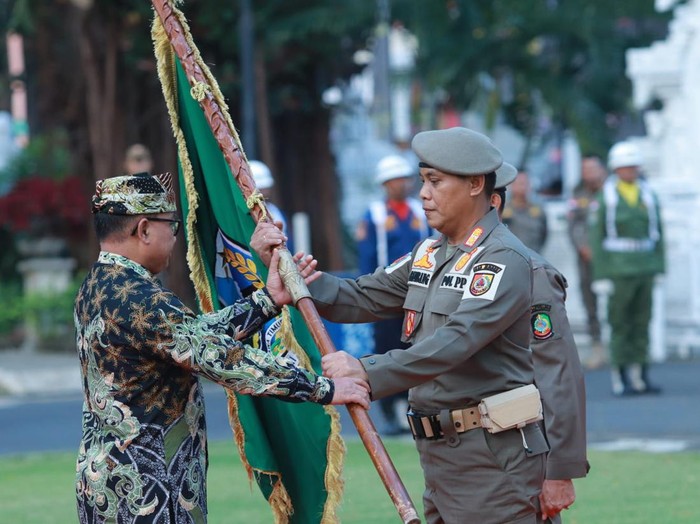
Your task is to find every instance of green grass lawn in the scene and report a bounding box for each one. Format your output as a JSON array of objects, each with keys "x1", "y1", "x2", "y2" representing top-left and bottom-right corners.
[{"x1": 1, "y1": 439, "x2": 698, "y2": 523}]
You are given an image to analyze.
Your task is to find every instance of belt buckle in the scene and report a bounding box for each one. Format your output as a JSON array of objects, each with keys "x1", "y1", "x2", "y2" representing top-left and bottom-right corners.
[
  {"x1": 407, "y1": 410, "x2": 442, "y2": 440},
  {"x1": 451, "y1": 408, "x2": 466, "y2": 433}
]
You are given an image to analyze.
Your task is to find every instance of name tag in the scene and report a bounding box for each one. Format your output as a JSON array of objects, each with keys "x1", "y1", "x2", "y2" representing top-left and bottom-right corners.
[{"x1": 409, "y1": 269, "x2": 432, "y2": 287}]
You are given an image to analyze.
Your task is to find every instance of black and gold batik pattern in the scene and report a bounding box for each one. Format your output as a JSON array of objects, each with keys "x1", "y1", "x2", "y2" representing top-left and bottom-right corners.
[{"x1": 74, "y1": 252, "x2": 333, "y2": 523}]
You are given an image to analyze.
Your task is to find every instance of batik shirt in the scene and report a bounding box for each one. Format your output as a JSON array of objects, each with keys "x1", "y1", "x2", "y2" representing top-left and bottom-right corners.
[{"x1": 74, "y1": 252, "x2": 333, "y2": 523}]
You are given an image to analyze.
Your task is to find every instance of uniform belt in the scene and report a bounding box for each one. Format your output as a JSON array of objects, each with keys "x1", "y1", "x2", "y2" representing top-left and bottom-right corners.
[{"x1": 407, "y1": 407, "x2": 482, "y2": 440}]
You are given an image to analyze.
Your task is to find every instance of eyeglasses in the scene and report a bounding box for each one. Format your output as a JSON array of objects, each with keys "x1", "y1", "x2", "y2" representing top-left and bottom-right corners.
[{"x1": 131, "y1": 217, "x2": 182, "y2": 236}]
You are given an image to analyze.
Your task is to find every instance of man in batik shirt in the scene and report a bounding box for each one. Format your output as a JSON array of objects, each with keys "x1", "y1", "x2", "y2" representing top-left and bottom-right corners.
[{"x1": 75, "y1": 172, "x2": 369, "y2": 523}]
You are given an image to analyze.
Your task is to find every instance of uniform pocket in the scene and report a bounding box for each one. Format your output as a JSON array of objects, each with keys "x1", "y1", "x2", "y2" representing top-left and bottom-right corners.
[
  {"x1": 428, "y1": 288, "x2": 462, "y2": 317},
  {"x1": 482, "y1": 423, "x2": 549, "y2": 473}
]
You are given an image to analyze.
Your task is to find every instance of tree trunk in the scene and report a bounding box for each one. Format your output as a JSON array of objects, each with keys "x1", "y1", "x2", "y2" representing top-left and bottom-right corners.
[
  {"x1": 254, "y1": 45, "x2": 276, "y2": 174},
  {"x1": 276, "y1": 110, "x2": 343, "y2": 271}
]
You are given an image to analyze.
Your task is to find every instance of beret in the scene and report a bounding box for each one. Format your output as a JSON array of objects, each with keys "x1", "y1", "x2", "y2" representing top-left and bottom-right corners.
[
  {"x1": 92, "y1": 172, "x2": 177, "y2": 215},
  {"x1": 412, "y1": 127, "x2": 502, "y2": 176},
  {"x1": 495, "y1": 162, "x2": 518, "y2": 189}
]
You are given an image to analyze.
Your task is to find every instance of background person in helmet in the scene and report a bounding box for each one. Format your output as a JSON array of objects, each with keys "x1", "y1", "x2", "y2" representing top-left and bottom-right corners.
[
  {"x1": 355, "y1": 154, "x2": 430, "y2": 434},
  {"x1": 249, "y1": 160, "x2": 294, "y2": 252},
  {"x1": 590, "y1": 140, "x2": 665, "y2": 396}
]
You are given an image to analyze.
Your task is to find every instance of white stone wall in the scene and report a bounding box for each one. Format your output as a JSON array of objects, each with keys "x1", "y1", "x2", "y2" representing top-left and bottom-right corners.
[{"x1": 626, "y1": 0, "x2": 700, "y2": 357}]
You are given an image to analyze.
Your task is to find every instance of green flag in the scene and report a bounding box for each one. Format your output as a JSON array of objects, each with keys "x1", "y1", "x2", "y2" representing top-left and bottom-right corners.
[{"x1": 153, "y1": 10, "x2": 344, "y2": 523}]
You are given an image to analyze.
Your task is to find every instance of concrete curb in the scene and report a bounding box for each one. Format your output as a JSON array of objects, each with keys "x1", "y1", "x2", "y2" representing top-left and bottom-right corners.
[{"x1": 0, "y1": 350, "x2": 82, "y2": 397}]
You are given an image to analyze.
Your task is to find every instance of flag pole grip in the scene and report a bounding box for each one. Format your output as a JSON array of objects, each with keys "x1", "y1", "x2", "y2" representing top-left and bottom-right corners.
[
  {"x1": 295, "y1": 296, "x2": 421, "y2": 524},
  {"x1": 151, "y1": 1, "x2": 420, "y2": 521}
]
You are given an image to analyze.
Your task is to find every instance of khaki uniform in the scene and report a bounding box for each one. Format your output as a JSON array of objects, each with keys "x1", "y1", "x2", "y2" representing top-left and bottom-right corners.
[
  {"x1": 502, "y1": 203, "x2": 548, "y2": 253},
  {"x1": 567, "y1": 185, "x2": 602, "y2": 342},
  {"x1": 529, "y1": 251, "x2": 589, "y2": 507},
  {"x1": 310, "y1": 209, "x2": 548, "y2": 523}
]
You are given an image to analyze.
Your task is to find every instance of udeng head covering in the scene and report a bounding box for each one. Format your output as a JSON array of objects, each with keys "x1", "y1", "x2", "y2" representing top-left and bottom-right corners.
[{"x1": 91, "y1": 172, "x2": 177, "y2": 215}]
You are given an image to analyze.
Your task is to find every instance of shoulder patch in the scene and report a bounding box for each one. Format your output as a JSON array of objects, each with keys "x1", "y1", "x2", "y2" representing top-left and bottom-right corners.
[
  {"x1": 531, "y1": 304, "x2": 553, "y2": 340},
  {"x1": 385, "y1": 253, "x2": 412, "y2": 274},
  {"x1": 462, "y1": 262, "x2": 506, "y2": 300}
]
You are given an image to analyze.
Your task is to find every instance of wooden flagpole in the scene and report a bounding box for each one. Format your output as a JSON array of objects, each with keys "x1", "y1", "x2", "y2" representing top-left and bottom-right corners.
[{"x1": 151, "y1": 2, "x2": 420, "y2": 522}]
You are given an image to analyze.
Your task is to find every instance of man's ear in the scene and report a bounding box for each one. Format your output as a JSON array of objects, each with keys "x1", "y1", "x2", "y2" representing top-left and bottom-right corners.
[
  {"x1": 134, "y1": 218, "x2": 149, "y2": 242},
  {"x1": 469, "y1": 175, "x2": 486, "y2": 196}
]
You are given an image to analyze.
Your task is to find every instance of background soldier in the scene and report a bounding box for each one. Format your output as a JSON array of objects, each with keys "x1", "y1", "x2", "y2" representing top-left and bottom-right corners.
[
  {"x1": 355, "y1": 154, "x2": 430, "y2": 434},
  {"x1": 494, "y1": 163, "x2": 589, "y2": 523},
  {"x1": 567, "y1": 156, "x2": 607, "y2": 368},
  {"x1": 591, "y1": 141, "x2": 665, "y2": 396},
  {"x1": 122, "y1": 143, "x2": 154, "y2": 176},
  {"x1": 249, "y1": 160, "x2": 294, "y2": 252},
  {"x1": 502, "y1": 169, "x2": 548, "y2": 253}
]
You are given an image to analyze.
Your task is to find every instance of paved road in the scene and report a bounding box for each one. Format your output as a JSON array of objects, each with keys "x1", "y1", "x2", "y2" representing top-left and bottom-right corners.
[{"x1": 1, "y1": 360, "x2": 699, "y2": 456}]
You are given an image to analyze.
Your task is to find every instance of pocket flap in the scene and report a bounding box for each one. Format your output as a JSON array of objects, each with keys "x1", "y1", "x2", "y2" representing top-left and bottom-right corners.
[{"x1": 479, "y1": 385, "x2": 543, "y2": 430}]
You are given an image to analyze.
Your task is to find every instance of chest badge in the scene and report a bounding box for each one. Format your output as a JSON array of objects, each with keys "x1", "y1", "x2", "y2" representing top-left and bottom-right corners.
[
  {"x1": 413, "y1": 247, "x2": 435, "y2": 269},
  {"x1": 404, "y1": 310, "x2": 417, "y2": 337},
  {"x1": 469, "y1": 273, "x2": 494, "y2": 295},
  {"x1": 454, "y1": 248, "x2": 477, "y2": 272}
]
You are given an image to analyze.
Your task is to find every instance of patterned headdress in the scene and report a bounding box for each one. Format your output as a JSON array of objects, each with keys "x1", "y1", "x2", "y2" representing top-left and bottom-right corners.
[{"x1": 92, "y1": 172, "x2": 177, "y2": 215}]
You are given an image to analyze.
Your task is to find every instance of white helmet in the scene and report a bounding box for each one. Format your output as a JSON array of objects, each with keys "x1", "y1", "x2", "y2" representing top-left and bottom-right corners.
[
  {"x1": 249, "y1": 160, "x2": 274, "y2": 189},
  {"x1": 375, "y1": 155, "x2": 415, "y2": 184},
  {"x1": 608, "y1": 141, "x2": 642, "y2": 171}
]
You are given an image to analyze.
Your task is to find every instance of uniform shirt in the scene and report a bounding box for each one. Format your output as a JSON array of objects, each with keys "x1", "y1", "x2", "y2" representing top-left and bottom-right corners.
[
  {"x1": 502, "y1": 202, "x2": 548, "y2": 253},
  {"x1": 74, "y1": 252, "x2": 332, "y2": 523},
  {"x1": 529, "y1": 250, "x2": 589, "y2": 480},
  {"x1": 567, "y1": 184, "x2": 599, "y2": 253},
  {"x1": 591, "y1": 177, "x2": 665, "y2": 279},
  {"x1": 311, "y1": 209, "x2": 535, "y2": 412},
  {"x1": 356, "y1": 197, "x2": 429, "y2": 274}
]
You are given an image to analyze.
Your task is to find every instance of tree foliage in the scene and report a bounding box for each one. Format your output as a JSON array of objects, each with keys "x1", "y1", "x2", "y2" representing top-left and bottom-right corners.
[
  {"x1": 0, "y1": 0, "x2": 677, "y2": 272},
  {"x1": 393, "y1": 0, "x2": 673, "y2": 157}
]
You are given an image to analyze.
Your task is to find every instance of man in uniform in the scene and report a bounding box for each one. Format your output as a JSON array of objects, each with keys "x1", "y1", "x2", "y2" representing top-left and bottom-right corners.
[
  {"x1": 502, "y1": 169, "x2": 548, "y2": 253},
  {"x1": 75, "y1": 172, "x2": 369, "y2": 523},
  {"x1": 567, "y1": 156, "x2": 607, "y2": 368},
  {"x1": 494, "y1": 163, "x2": 589, "y2": 523},
  {"x1": 355, "y1": 154, "x2": 430, "y2": 434},
  {"x1": 256, "y1": 127, "x2": 549, "y2": 523},
  {"x1": 591, "y1": 141, "x2": 665, "y2": 396}
]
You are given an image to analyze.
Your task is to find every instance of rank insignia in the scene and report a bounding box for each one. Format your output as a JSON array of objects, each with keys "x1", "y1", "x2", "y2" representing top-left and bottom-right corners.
[
  {"x1": 531, "y1": 304, "x2": 553, "y2": 340},
  {"x1": 465, "y1": 227, "x2": 483, "y2": 247}
]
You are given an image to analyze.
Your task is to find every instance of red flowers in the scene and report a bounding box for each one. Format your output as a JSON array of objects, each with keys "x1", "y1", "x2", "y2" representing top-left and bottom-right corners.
[{"x1": 0, "y1": 176, "x2": 89, "y2": 236}]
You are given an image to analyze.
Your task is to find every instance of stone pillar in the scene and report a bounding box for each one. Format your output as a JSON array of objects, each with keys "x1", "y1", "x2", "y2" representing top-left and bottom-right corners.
[{"x1": 16, "y1": 238, "x2": 76, "y2": 353}]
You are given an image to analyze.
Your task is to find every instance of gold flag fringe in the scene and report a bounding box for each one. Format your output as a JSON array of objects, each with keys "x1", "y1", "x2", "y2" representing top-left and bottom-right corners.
[{"x1": 151, "y1": 3, "x2": 344, "y2": 522}]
